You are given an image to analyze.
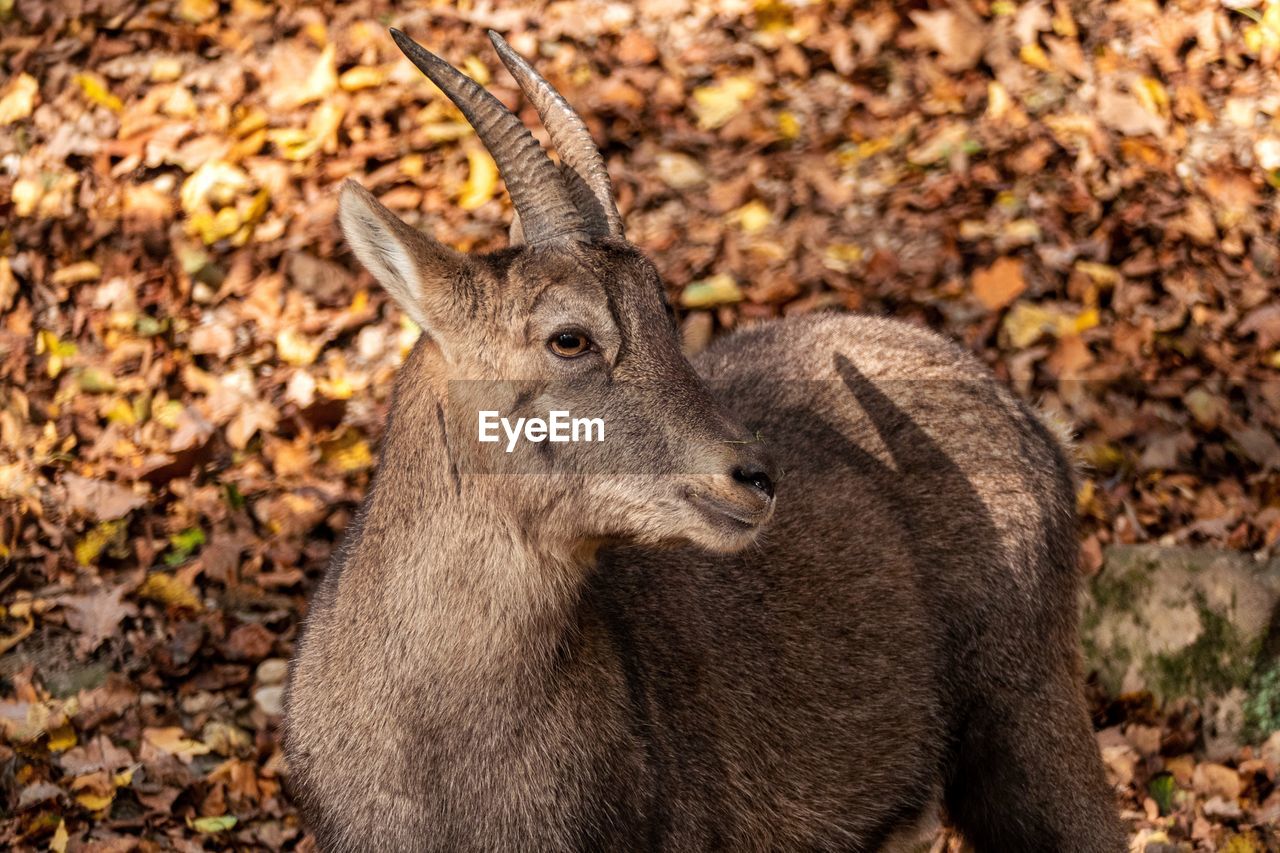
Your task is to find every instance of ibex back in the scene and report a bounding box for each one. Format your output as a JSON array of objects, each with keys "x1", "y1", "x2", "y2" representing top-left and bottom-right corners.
[{"x1": 284, "y1": 29, "x2": 1125, "y2": 852}]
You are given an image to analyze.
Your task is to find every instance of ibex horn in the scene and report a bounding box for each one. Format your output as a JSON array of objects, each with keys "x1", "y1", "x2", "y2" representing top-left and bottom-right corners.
[
  {"x1": 488, "y1": 31, "x2": 624, "y2": 239},
  {"x1": 389, "y1": 28, "x2": 587, "y2": 244}
]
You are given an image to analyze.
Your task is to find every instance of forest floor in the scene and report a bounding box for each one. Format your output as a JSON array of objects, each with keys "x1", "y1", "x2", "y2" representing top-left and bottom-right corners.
[{"x1": 2, "y1": 0, "x2": 1279, "y2": 849}]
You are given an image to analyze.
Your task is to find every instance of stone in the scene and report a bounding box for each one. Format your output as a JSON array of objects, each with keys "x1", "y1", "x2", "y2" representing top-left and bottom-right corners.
[
  {"x1": 1192, "y1": 762, "x2": 1241, "y2": 801},
  {"x1": 1081, "y1": 545, "x2": 1280, "y2": 749},
  {"x1": 254, "y1": 685, "x2": 284, "y2": 716},
  {"x1": 256, "y1": 658, "x2": 288, "y2": 686}
]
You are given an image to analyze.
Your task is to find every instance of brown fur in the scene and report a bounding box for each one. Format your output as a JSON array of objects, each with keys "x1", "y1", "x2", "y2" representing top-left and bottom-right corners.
[{"x1": 284, "y1": 181, "x2": 1125, "y2": 851}]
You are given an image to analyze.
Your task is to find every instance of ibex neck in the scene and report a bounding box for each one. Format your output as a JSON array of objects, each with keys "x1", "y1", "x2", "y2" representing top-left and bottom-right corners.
[{"x1": 343, "y1": 346, "x2": 589, "y2": 676}]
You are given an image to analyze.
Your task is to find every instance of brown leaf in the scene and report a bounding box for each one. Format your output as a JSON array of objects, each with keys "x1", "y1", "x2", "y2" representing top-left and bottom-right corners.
[
  {"x1": 62, "y1": 473, "x2": 148, "y2": 521},
  {"x1": 57, "y1": 586, "x2": 137, "y2": 656},
  {"x1": 972, "y1": 257, "x2": 1027, "y2": 311},
  {"x1": 1097, "y1": 82, "x2": 1166, "y2": 137},
  {"x1": 1238, "y1": 304, "x2": 1280, "y2": 349},
  {"x1": 909, "y1": 9, "x2": 987, "y2": 71},
  {"x1": 60, "y1": 734, "x2": 134, "y2": 776}
]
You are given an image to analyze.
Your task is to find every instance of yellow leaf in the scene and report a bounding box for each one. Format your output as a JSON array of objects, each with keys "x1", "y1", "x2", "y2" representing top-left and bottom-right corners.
[
  {"x1": 11, "y1": 176, "x2": 41, "y2": 217},
  {"x1": 267, "y1": 100, "x2": 346, "y2": 161},
  {"x1": 0, "y1": 72, "x2": 38, "y2": 126},
  {"x1": 461, "y1": 56, "x2": 491, "y2": 85},
  {"x1": 78, "y1": 367, "x2": 117, "y2": 394},
  {"x1": 321, "y1": 429, "x2": 374, "y2": 472},
  {"x1": 276, "y1": 329, "x2": 322, "y2": 366},
  {"x1": 1019, "y1": 43, "x2": 1052, "y2": 72},
  {"x1": 458, "y1": 147, "x2": 499, "y2": 210},
  {"x1": 291, "y1": 43, "x2": 338, "y2": 107},
  {"x1": 986, "y1": 81, "x2": 1012, "y2": 120},
  {"x1": 680, "y1": 274, "x2": 743, "y2": 308},
  {"x1": 776, "y1": 111, "x2": 801, "y2": 140},
  {"x1": 1135, "y1": 76, "x2": 1169, "y2": 118},
  {"x1": 822, "y1": 243, "x2": 864, "y2": 273},
  {"x1": 149, "y1": 57, "x2": 184, "y2": 82},
  {"x1": 189, "y1": 208, "x2": 243, "y2": 245},
  {"x1": 75, "y1": 790, "x2": 114, "y2": 811},
  {"x1": 176, "y1": 0, "x2": 217, "y2": 23},
  {"x1": 138, "y1": 572, "x2": 203, "y2": 611},
  {"x1": 37, "y1": 330, "x2": 78, "y2": 378},
  {"x1": 1076, "y1": 478, "x2": 1095, "y2": 513},
  {"x1": 144, "y1": 726, "x2": 211, "y2": 760},
  {"x1": 74, "y1": 520, "x2": 126, "y2": 566},
  {"x1": 180, "y1": 161, "x2": 252, "y2": 215},
  {"x1": 74, "y1": 72, "x2": 123, "y2": 113},
  {"x1": 0, "y1": 257, "x2": 13, "y2": 312},
  {"x1": 152, "y1": 400, "x2": 184, "y2": 429},
  {"x1": 1003, "y1": 302, "x2": 1098, "y2": 347},
  {"x1": 730, "y1": 200, "x2": 772, "y2": 235},
  {"x1": 1064, "y1": 306, "x2": 1099, "y2": 335},
  {"x1": 339, "y1": 65, "x2": 386, "y2": 91},
  {"x1": 47, "y1": 722, "x2": 77, "y2": 752},
  {"x1": 103, "y1": 394, "x2": 144, "y2": 422},
  {"x1": 1073, "y1": 261, "x2": 1120, "y2": 287},
  {"x1": 50, "y1": 819, "x2": 68, "y2": 853},
  {"x1": 51, "y1": 261, "x2": 101, "y2": 286},
  {"x1": 1003, "y1": 302, "x2": 1058, "y2": 348},
  {"x1": 400, "y1": 154, "x2": 425, "y2": 177},
  {"x1": 190, "y1": 815, "x2": 238, "y2": 833},
  {"x1": 692, "y1": 77, "x2": 756, "y2": 130}
]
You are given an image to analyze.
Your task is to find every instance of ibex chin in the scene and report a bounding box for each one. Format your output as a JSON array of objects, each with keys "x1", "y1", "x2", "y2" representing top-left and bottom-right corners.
[{"x1": 285, "y1": 29, "x2": 1125, "y2": 852}]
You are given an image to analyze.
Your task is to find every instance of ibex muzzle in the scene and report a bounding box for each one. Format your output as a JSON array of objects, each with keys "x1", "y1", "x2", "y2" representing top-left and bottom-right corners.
[{"x1": 285, "y1": 29, "x2": 1125, "y2": 853}]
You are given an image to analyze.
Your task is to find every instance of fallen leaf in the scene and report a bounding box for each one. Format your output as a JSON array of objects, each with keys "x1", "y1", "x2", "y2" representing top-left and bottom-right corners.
[
  {"x1": 74, "y1": 520, "x2": 127, "y2": 566},
  {"x1": 62, "y1": 473, "x2": 147, "y2": 521},
  {"x1": 972, "y1": 257, "x2": 1026, "y2": 310},
  {"x1": 143, "y1": 726, "x2": 211, "y2": 761},
  {"x1": 655, "y1": 152, "x2": 707, "y2": 189},
  {"x1": 190, "y1": 815, "x2": 237, "y2": 833},
  {"x1": 458, "y1": 147, "x2": 498, "y2": 210},
  {"x1": 692, "y1": 77, "x2": 756, "y2": 129},
  {"x1": 1097, "y1": 82, "x2": 1166, "y2": 137},
  {"x1": 50, "y1": 819, "x2": 68, "y2": 853},
  {"x1": 0, "y1": 72, "x2": 38, "y2": 125},
  {"x1": 910, "y1": 9, "x2": 987, "y2": 71},
  {"x1": 137, "y1": 572, "x2": 203, "y2": 611},
  {"x1": 680, "y1": 274, "x2": 744, "y2": 308},
  {"x1": 73, "y1": 72, "x2": 123, "y2": 113},
  {"x1": 729, "y1": 200, "x2": 772, "y2": 234},
  {"x1": 57, "y1": 586, "x2": 137, "y2": 656}
]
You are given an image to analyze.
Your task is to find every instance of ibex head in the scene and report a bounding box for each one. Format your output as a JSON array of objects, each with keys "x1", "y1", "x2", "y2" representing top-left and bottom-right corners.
[{"x1": 339, "y1": 30, "x2": 774, "y2": 554}]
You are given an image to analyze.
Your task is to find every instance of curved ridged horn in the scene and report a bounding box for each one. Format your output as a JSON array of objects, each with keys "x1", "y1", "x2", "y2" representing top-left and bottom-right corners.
[
  {"x1": 389, "y1": 28, "x2": 587, "y2": 244},
  {"x1": 488, "y1": 31, "x2": 624, "y2": 239}
]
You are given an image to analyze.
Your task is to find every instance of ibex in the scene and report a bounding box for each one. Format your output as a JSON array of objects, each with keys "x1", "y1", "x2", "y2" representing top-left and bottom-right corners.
[{"x1": 285, "y1": 29, "x2": 1125, "y2": 852}]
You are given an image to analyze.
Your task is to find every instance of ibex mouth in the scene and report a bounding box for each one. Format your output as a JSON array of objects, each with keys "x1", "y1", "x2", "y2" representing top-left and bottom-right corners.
[{"x1": 687, "y1": 489, "x2": 774, "y2": 532}]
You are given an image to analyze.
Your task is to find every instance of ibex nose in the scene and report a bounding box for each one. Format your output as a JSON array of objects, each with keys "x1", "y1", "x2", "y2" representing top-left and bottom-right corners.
[
  {"x1": 728, "y1": 440, "x2": 776, "y2": 507},
  {"x1": 732, "y1": 465, "x2": 774, "y2": 499}
]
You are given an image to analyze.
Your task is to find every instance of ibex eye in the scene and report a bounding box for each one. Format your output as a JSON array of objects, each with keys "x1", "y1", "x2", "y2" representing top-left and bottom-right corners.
[{"x1": 549, "y1": 331, "x2": 591, "y2": 358}]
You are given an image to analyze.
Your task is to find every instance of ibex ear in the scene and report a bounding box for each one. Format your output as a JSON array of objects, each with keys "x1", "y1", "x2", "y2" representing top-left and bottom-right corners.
[{"x1": 338, "y1": 180, "x2": 468, "y2": 335}]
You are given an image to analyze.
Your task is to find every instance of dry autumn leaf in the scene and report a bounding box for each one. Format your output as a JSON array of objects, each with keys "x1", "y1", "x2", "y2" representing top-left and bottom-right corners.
[
  {"x1": 3, "y1": 2, "x2": 1279, "y2": 849},
  {"x1": 143, "y1": 727, "x2": 211, "y2": 761},
  {"x1": 972, "y1": 257, "x2": 1027, "y2": 311},
  {"x1": 0, "y1": 72, "x2": 38, "y2": 125}
]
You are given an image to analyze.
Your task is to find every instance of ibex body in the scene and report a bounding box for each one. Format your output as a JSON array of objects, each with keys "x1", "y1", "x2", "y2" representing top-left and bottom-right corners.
[{"x1": 285, "y1": 30, "x2": 1125, "y2": 852}]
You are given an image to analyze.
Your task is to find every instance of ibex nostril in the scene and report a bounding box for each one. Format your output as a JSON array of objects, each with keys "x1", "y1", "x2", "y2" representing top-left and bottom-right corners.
[{"x1": 733, "y1": 467, "x2": 774, "y2": 499}]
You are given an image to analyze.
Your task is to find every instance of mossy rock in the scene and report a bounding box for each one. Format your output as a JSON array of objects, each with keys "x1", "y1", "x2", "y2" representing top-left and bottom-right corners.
[{"x1": 1081, "y1": 545, "x2": 1280, "y2": 754}]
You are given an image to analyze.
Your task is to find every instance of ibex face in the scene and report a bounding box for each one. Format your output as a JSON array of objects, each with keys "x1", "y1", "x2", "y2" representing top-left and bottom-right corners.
[{"x1": 338, "y1": 31, "x2": 774, "y2": 554}]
